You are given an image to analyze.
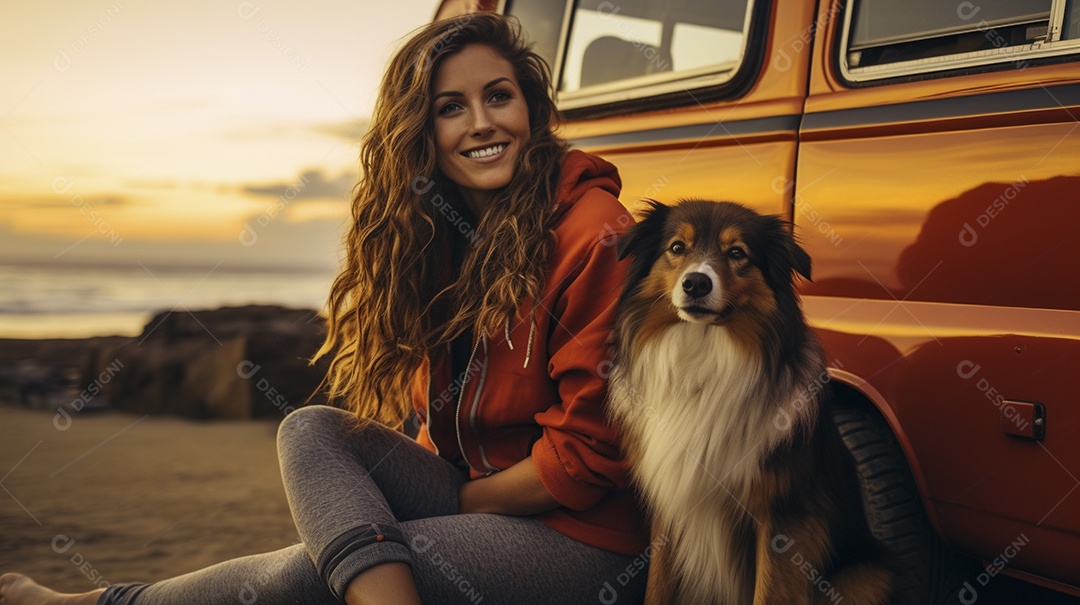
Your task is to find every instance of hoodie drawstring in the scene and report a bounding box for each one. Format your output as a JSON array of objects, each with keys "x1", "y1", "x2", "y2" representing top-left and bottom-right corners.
[
  {"x1": 504, "y1": 309, "x2": 537, "y2": 369},
  {"x1": 523, "y1": 314, "x2": 535, "y2": 369}
]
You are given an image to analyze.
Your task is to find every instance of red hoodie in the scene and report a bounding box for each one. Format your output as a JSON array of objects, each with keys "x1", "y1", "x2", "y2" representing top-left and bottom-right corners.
[{"x1": 411, "y1": 149, "x2": 648, "y2": 555}]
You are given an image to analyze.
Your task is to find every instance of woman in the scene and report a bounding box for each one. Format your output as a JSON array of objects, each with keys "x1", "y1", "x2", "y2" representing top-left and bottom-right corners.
[{"x1": 0, "y1": 12, "x2": 647, "y2": 605}]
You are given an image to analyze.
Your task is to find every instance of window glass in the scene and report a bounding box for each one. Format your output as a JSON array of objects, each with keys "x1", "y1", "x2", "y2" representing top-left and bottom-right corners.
[
  {"x1": 1065, "y1": 1, "x2": 1080, "y2": 40},
  {"x1": 846, "y1": 0, "x2": 1059, "y2": 71},
  {"x1": 559, "y1": 0, "x2": 750, "y2": 94},
  {"x1": 850, "y1": 0, "x2": 1050, "y2": 50},
  {"x1": 672, "y1": 22, "x2": 745, "y2": 72},
  {"x1": 504, "y1": 0, "x2": 568, "y2": 75}
]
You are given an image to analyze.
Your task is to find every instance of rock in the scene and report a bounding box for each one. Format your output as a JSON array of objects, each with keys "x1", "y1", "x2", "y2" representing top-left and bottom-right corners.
[
  {"x1": 0, "y1": 336, "x2": 127, "y2": 409},
  {"x1": 78, "y1": 305, "x2": 331, "y2": 419},
  {"x1": 184, "y1": 337, "x2": 251, "y2": 419}
]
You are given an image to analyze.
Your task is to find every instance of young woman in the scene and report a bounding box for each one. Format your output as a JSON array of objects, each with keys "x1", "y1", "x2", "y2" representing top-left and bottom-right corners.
[{"x1": 0, "y1": 12, "x2": 647, "y2": 605}]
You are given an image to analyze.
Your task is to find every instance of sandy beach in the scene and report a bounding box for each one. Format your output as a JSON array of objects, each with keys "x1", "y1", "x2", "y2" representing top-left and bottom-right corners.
[
  {"x1": 0, "y1": 405, "x2": 297, "y2": 594},
  {"x1": 2, "y1": 403, "x2": 1076, "y2": 603}
]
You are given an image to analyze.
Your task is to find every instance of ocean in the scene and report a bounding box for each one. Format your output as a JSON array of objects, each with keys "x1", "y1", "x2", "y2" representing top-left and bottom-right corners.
[{"x1": 0, "y1": 262, "x2": 336, "y2": 339}]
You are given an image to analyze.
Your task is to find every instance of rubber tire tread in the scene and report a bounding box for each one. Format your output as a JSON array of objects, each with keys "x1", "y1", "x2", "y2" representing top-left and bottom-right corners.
[{"x1": 832, "y1": 403, "x2": 980, "y2": 605}]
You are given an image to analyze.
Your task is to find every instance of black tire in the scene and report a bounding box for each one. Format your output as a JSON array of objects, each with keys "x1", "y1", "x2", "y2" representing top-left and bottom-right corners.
[{"x1": 831, "y1": 396, "x2": 981, "y2": 605}]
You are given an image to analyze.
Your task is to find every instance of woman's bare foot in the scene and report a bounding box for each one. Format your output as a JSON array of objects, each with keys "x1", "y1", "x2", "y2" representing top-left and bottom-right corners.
[{"x1": 0, "y1": 573, "x2": 103, "y2": 605}]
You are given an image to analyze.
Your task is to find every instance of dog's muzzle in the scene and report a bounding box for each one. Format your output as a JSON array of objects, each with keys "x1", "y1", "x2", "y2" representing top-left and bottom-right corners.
[
  {"x1": 682, "y1": 272, "x2": 712, "y2": 298},
  {"x1": 675, "y1": 267, "x2": 733, "y2": 322}
]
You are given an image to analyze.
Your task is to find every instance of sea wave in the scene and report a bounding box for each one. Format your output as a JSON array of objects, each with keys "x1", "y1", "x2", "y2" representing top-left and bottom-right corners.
[{"x1": 0, "y1": 262, "x2": 334, "y2": 338}]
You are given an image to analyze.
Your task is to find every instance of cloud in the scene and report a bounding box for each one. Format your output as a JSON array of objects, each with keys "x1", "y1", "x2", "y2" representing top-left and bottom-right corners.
[
  {"x1": 5, "y1": 196, "x2": 129, "y2": 209},
  {"x1": 123, "y1": 179, "x2": 180, "y2": 190},
  {"x1": 241, "y1": 169, "x2": 355, "y2": 201},
  {"x1": 311, "y1": 118, "x2": 369, "y2": 143},
  {"x1": 225, "y1": 118, "x2": 369, "y2": 144},
  {"x1": 0, "y1": 215, "x2": 344, "y2": 272}
]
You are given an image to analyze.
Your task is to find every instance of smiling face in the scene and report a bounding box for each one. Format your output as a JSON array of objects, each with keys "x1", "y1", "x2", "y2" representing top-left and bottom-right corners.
[{"x1": 431, "y1": 44, "x2": 531, "y2": 215}]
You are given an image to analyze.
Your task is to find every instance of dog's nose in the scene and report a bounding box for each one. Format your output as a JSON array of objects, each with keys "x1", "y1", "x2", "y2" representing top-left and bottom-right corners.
[{"x1": 682, "y1": 273, "x2": 712, "y2": 298}]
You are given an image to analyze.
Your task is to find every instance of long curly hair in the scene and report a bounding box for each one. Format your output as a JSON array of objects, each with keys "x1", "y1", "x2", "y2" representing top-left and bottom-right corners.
[{"x1": 315, "y1": 13, "x2": 567, "y2": 428}]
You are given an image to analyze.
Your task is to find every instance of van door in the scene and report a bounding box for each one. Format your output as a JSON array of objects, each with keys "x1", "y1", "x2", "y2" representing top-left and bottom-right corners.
[{"x1": 797, "y1": 0, "x2": 1080, "y2": 588}]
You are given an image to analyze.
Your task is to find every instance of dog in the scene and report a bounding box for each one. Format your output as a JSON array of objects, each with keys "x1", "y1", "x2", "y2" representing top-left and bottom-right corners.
[{"x1": 609, "y1": 200, "x2": 896, "y2": 604}]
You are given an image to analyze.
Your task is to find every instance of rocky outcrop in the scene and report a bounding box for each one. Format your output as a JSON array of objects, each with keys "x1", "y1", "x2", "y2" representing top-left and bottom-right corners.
[
  {"x1": 0, "y1": 336, "x2": 127, "y2": 409},
  {"x1": 77, "y1": 305, "x2": 330, "y2": 419}
]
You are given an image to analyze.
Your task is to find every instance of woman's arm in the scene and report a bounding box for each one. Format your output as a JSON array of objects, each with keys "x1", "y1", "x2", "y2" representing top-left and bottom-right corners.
[{"x1": 458, "y1": 456, "x2": 560, "y2": 515}]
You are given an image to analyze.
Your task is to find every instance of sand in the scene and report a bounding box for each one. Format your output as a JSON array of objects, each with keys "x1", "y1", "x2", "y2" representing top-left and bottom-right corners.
[
  {"x1": 0, "y1": 405, "x2": 297, "y2": 594},
  {"x1": 2, "y1": 405, "x2": 1076, "y2": 603}
]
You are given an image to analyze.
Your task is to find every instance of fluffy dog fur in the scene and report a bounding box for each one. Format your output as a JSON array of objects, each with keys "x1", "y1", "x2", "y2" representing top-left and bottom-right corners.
[{"x1": 610, "y1": 200, "x2": 895, "y2": 604}]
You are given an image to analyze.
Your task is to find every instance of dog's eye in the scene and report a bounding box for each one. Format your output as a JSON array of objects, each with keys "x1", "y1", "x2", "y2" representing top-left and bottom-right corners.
[
  {"x1": 669, "y1": 241, "x2": 686, "y2": 255},
  {"x1": 727, "y1": 246, "x2": 747, "y2": 260}
]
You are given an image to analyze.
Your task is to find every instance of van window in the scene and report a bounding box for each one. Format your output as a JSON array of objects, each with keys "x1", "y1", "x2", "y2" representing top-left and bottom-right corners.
[
  {"x1": 1066, "y1": 3, "x2": 1080, "y2": 39},
  {"x1": 508, "y1": 0, "x2": 752, "y2": 110},
  {"x1": 841, "y1": 0, "x2": 1080, "y2": 81},
  {"x1": 503, "y1": 0, "x2": 566, "y2": 78}
]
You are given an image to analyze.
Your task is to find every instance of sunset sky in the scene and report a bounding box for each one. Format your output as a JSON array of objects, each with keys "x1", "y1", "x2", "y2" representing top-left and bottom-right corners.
[{"x1": 1, "y1": 0, "x2": 441, "y2": 270}]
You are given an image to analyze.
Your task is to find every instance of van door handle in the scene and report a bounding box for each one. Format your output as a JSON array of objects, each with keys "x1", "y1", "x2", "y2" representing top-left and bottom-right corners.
[{"x1": 1000, "y1": 400, "x2": 1046, "y2": 441}]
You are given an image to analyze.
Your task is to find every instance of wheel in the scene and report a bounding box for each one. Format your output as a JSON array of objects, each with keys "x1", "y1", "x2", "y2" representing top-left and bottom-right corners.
[{"x1": 831, "y1": 394, "x2": 980, "y2": 605}]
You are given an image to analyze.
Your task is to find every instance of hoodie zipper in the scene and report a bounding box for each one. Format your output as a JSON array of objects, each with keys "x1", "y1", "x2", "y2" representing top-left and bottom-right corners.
[
  {"x1": 470, "y1": 339, "x2": 497, "y2": 472},
  {"x1": 454, "y1": 336, "x2": 498, "y2": 474}
]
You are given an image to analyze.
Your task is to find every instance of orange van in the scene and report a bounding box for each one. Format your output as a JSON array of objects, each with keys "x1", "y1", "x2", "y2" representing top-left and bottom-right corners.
[{"x1": 437, "y1": 0, "x2": 1080, "y2": 601}]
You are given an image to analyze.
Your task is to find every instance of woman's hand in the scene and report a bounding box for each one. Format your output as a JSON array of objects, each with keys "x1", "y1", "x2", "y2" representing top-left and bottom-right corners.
[{"x1": 457, "y1": 456, "x2": 560, "y2": 516}]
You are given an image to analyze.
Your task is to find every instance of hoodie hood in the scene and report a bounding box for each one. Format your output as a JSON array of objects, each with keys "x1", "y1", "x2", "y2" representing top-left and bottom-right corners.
[{"x1": 556, "y1": 149, "x2": 622, "y2": 207}]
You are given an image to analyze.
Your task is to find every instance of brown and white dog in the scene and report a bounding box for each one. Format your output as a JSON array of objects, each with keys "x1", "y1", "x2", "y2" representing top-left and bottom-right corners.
[{"x1": 610, "y1": 200, "x2": 896, "y2": 605}]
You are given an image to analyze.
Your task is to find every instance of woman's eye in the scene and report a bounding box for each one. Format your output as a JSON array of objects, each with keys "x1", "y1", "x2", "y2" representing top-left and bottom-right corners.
[
  {"x1": 669, "y1": 241, "x2": 686, "y2": 254},
  {"x1": 727, "y1": 246, "x2": 747, "y2": 260},
  {"x1": 489, "y1": 90, "x2": 511, "y2": 103},
  {"x1": 437, "y1": 102, "x2": 462, "y2": 115}
]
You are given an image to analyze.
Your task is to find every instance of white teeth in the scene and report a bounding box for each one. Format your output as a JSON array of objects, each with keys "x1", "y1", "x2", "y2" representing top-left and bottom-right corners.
[{"x1": 466, "y1": 144, "x2": 506, "y2": 159}]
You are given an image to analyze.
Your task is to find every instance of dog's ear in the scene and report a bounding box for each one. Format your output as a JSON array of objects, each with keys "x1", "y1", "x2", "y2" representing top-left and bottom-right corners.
[
  {"x1": 617, "y1": 199, "x2": 671, "y2": 261},
  {"x1": 760, "y1": 215, "x2": 812, "y2": 284},
  {"x1": 616, "y1": 200, "x2": 672, "y2": 304},
  {"x1": 787, "y1": 233, "x2": 812, "y2": 282}
]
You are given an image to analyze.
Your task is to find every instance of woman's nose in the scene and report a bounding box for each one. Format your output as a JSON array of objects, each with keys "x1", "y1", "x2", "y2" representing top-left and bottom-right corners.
[{"x1": 470, "y1": 106, "x2": 494, "y2": 136}]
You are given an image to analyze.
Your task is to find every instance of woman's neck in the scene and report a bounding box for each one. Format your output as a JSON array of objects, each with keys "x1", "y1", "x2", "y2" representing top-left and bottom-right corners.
[{"x1": 459, "y1": 187, "x2": 495, "y2": 217}]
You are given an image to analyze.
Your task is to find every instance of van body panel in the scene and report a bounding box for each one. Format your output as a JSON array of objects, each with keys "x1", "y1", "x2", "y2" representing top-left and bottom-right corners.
[
  {"x1": 806, "y1": 296, "x2": 1080, "y2": 553},
  {"x1": 584, "y1": 140, "x2": 798, "y2": 217},
  {"x1": 795, "y1": 123, "x2": 1080, "y2": 310},
  {"x1": 800, "y1": 0, "x2": 1080, "y2": 588}
]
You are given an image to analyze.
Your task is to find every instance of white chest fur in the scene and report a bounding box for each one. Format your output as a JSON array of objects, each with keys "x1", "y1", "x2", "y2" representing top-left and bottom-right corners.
[{"x1": 611, "y1": 323, "x2": 810, "y2": 602}]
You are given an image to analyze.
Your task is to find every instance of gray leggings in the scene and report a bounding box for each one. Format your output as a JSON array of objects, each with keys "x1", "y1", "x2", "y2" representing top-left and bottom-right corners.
[{"x1": 98, "y1": 405, "x2": 645, "y2": 604}]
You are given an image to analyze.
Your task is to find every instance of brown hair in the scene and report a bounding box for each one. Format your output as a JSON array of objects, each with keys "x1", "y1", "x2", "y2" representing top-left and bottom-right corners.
[{"x1": 315, "y1": 13, "x2": 567, "y2": 428}]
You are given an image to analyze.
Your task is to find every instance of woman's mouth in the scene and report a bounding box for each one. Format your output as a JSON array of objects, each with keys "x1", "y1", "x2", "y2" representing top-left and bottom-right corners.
[{"x1": 463, "y1": 143, "x2": 508, "y2": 160}]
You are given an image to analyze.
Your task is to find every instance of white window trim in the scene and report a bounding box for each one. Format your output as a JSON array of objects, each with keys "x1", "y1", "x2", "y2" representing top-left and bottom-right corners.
[
  {"x1": 840, "y1": 0, "x2": 1080, "y2": 82},
  {"x1": 553, "y1": 0, "x2": 757, "y2": 111}
]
